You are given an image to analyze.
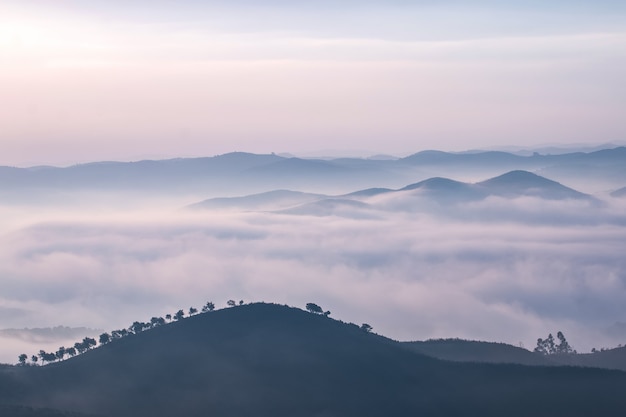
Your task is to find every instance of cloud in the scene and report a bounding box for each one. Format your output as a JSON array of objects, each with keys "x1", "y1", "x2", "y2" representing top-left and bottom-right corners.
[{"x1": 1, "y1": 197, "x2": 625, "y2": 362}]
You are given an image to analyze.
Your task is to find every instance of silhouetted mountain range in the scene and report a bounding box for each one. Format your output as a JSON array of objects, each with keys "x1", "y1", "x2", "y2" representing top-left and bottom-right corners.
[
  {"x1": 1, "y1": 147, "x2": 625, "y2": 200},
  {"x1": 1, "y1": 303, "x2": 626, "y2": 417}
]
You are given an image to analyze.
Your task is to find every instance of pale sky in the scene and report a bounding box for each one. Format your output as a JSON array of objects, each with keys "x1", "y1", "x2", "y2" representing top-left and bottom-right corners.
[{"x1": 1, "y1": 1, "x2": 625, "y2": 166}]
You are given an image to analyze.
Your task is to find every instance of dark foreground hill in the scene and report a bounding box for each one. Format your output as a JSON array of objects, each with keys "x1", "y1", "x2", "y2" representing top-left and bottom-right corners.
[{"x1": 2, "y1": 303, "x2": 626, "y2": 417}]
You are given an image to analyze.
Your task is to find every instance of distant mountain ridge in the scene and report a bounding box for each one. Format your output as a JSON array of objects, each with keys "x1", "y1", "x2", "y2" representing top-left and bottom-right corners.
[{"x1": 1, "y1": 147, "x2": 625, "y2": 200}]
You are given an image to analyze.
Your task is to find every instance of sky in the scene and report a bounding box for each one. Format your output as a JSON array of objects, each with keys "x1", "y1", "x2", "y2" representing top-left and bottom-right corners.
[{"x1": 1, "y1": 1, "x2": 625, "y2": 165}]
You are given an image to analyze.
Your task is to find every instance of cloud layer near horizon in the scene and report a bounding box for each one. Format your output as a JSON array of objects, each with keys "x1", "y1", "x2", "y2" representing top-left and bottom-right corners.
[{"x1": 1, "y1": 196, "x2": 626, "y2": 363}]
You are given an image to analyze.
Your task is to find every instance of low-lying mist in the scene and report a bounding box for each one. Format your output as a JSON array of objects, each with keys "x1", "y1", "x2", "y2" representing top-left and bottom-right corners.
[{"x1": 1, "y1": 194, "x2": 625, "y2": 363}]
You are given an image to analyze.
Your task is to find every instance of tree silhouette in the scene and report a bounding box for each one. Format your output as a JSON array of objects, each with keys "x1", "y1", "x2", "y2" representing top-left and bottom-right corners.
[
  {"x1": 38, "y1": 350, "x2": 56, "y2": 365},
  {"x1": 18, "y1": 353, "x2": 28, "y2": 366},
  {"x1": 227, "y1": 300, "x2": 236, "y2": 307},
  {"x1": 66, "y1": 347, "x2": 76, "y2": 357},
  {"x1": 165, "y1": 314, "x2": 172, "y2": 321},
  {"x1": 74, "y1": 342, "x2": 87, "y2": 354},
  {"x1": 189, "y1": 307, "x2": 198, "y2": 316},
  {"x1": 202, "y1": 302, "x2": 215, "y2": 313},
  {"x1": 556, "y1": 331, "x2": 574, "y2": 354},
  {"x1": 130, "y1": 321, "x2": 146, "y2": 334},
  {"x1": 55, "y1": 346, "x2": 66, "y2": 362},
  {"x1": 174, "y1": 309, "x2": 185, "y2": 321},
  {"x1": 99, "y1": 332, "x2": 111, "y2": 345},
  {"x1": 361, "y1": 323, "x2": 373, "y2": 333},
  {"x1": 305, "y1": 303, "x2": 323, "y2": 314},
  {"x1": 535, "y1": 331, "x2": 574, "y2": 355},
  {"x1": 30, "y1": 355, "x2": 38, "y2": 365},
  {"x1": 111, "y1": 329, "x2": 127, "y2": 340},
  {"x1": 150, "y1": 317, "x2": 166, "y2": 327},
  {"x1": 239, "y1": 300, "x2": 244, "y2": 306}
]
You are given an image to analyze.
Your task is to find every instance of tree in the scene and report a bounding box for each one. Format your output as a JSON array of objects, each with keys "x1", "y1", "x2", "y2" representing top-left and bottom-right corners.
[
  {"x1": 227, "y1": 300, "x2": 236, "y2": 307},
  {"x1": 31, "y1": 355, "x2": 38, "y2": 365},
  {"x1": 361, "y1": 323, "x2": 373, "y2": 333},
  {"x1": 55, "y1": 346, "x2": 66, "y2": 362},
  {"x1": 66, "y1": 347, "x2": 76, "y2": 357},
  {"x1": 545, "y1": 333, "x2": 556, "y2": 354},
  {"x1": 74, "y1": 342, "x2": 87, "y2": 354},
  {"x1": 18, "y1": 353, "x2": 28, "y2": 366},
  {"x1": 38, "y1": 350, "x2": 55, "y2": 364},
  {"x1": 239, "y1": 300, "x2": 244, "y2": 306},
  {"x1": 556, "y1": 331, "x2": 574, "y2": 354},
  {"x1": 75, "y1": 337, "x2": 97, "y2": 353},
  {"x1": 111, "y1": 329, "x2": 127, "y2": 340},
  {"x1": 323, "y1": 311, "x2": 331, "y2": 317},
  {"x1": 535, "y1": 331, "x2": 575, "y2": 355},
  {"x1": 189, "y1": 307, "x2": 198, "y2": 316},
  {"x1": 305, "y1": 303, "x2": 323, "y2": 314},
  {"x1": 534, "y1": 338, "x2": 547, "y2": 355},
  {"x1": 174, "y1": 309, "x2": 185, "y2": 321},
  {"x1": 99, "y1": 332, "x2": 111, "y2": 345},
  {"x1": 150, "y1": 317, "x2": 166, "y2": 327},
  {"x1": 130, "y1": 321, "x2": 146, "y2": 334},
  {"x1": 38, "y1": 350, "x2": 48, "y2": 365},
  {"x1": 165, "y1": 314, "x2": 172, "y2": 321},
  {"x1": 203, "y1": 302, "x2": 215, "y2": 312}
]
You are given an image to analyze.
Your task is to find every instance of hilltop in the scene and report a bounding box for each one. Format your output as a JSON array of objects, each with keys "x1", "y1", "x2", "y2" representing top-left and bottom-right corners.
[
  {"x1": 2, "y1": 303, "x2": 626, "y2": 417},
  {"x1": 187, "y1": 170, "x2": 595, "y2": 216}
]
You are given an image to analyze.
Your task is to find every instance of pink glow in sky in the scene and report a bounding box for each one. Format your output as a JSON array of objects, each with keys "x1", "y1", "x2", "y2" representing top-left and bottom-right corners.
[{"x1": 1, "y1": 1, "x2": 625, "y2": 165}]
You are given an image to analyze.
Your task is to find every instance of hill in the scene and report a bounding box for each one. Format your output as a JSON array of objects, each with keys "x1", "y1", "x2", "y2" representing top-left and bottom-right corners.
[
  {"x1": 188, "y1": 170, "x2": 592, "y2": 215},
  {"x1": 611, "y1": 186, "x2": 626, "y2": 198},
  {"x1": 1, "y1": 303, "x2": 626, "y2": 417},
  {"x1": 403, "y1": 339, "x2": 552, "y2": 366},
  {"x1": 403, "y1": 339, "x2": 626, "y2": 371},
  {"x1": 187, "y1": 190, "x2": 325, "y2": 211},
  {"x1": 477, "y1": 170, "x2": 591, "y2": 200}
]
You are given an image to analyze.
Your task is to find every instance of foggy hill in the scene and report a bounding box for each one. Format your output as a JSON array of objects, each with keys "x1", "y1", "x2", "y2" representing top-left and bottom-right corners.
[
  {"x1": 401, "y1": 150, "x2": 530, "y2": 167},
  {"x1": 187, "y1": 190, "x2": 325, "y2": 211},
  {"x1": 477, "y1": 170, "x2": 591, "y2": 200},
  {"x1": 341, "y1": 187, "x2": 393, "y2": 198},
  {"x1": 536, "y1": 147, "x2": 626, "y2": 188},
  {"x1": 397, "y1": 177, "x2": 488, "y2": 202},
  {"x1": 188, "y1": 171, "x2": 592, "y2": 215},
  {"x1": 611, "y1": 186, "x2": 626, "y2": 198},
  {"x1": 1, "y1": 303, "x2": 626, "y2": 417},
  {"x1": 276, "y1": 198, "x2": 373, "y2": 217}
]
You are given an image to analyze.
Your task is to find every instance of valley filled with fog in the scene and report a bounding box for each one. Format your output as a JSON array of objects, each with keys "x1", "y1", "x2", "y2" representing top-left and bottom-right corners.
[{"x1": 1, "y1": 148, "x2": 625, "y2": 363}]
